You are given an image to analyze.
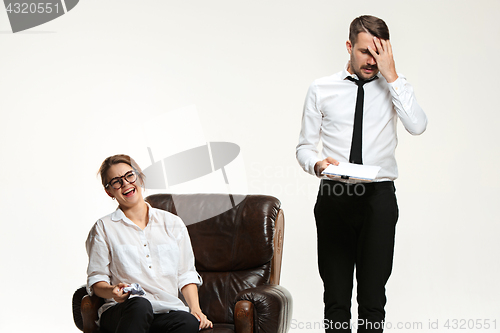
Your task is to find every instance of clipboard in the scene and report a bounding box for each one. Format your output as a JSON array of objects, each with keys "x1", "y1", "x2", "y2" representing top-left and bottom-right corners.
[{"x1": 321, "y1": 162, "x2": 381, "y2": 181}]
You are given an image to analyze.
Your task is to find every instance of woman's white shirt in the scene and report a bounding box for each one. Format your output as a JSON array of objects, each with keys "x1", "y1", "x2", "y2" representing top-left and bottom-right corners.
[{"x1": 86, "y1": 203, "x2": 202, "y2": 319}]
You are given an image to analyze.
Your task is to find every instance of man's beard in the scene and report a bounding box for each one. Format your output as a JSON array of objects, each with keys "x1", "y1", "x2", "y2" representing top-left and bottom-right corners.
[{"x1": 356, "y1": 65, "x2": 378, "y2": 80}]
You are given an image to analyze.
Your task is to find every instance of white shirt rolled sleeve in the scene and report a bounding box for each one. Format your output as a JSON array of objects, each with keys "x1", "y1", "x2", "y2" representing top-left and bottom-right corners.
[{"x1": 86, "y1": 223, "x2": 112, "y2": 296}]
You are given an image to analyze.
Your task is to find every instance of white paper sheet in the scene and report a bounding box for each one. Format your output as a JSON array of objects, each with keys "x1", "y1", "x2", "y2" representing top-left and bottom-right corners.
[{"x1": 321, "y1": 162, "x2": 381, "y2": 181}]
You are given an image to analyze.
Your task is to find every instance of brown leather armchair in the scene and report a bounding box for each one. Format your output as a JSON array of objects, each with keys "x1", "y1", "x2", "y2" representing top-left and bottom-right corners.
[{"x1": 73, "y1": 194, "x2": 292, "y2": 333}]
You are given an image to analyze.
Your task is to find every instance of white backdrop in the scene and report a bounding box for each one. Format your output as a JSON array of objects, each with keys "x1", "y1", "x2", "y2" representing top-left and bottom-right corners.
[{"x1": 1, "y1": 1, "x2": 499, "y2": 332}]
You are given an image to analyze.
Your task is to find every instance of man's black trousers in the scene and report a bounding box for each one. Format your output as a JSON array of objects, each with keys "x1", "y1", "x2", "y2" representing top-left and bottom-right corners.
[{"x1": 314, "y1": 180, "x2": 399, "y2": 333}]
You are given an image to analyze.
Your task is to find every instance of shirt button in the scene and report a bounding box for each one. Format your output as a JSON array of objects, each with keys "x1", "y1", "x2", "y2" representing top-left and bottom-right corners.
[
  {"x1": 149, "y1": 266, "x2": 152, "y2": 269},
  {"x1": 146, "y1": 255, "x2": 150, "y2": 258},
  {"x1": 144, "y1": 244, "x2": 147, "y2": 247}
]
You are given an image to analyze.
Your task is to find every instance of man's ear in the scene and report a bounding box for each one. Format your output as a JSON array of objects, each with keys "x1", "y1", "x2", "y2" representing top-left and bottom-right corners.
[{"x1": 346, "y1": 40, "x2": 353, "y2": 55}]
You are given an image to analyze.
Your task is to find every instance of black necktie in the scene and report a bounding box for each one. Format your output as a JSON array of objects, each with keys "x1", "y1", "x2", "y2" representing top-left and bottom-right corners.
[{"x1": 346, "y1": 76, "x2": 375, "y2": 165}]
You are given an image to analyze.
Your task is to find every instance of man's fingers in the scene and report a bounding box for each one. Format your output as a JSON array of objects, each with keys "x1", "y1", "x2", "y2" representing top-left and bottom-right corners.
[
  {"x1": 315, "y1": 157, "x2": 339, "y2": 177},
  {"x1": 376, "y1": 37, "x2": 383, "y2": 51},
  {"x1": 380, "y1": 39, "x2": 393, "y2": 57},
  {"x1": 374, "y1": 37, "x2": 385, "y2": 53},
  {"x1": 325, "y1": 157, "x2": 339, "y2": 165},
  {"x1": 385, "y1": 39, "x2": 393, "y2": 56},
  {"x1": 374, "y1": 38, "x2": 393, "y2": 56},
  {"x1": 367, "y1": 45, "x2": 379, "y2": 60}
]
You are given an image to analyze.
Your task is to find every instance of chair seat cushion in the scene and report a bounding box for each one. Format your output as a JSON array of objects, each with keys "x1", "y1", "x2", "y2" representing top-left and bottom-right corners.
[{"x1": 201, "y1": 323, "x2": 235, "y2": 333}]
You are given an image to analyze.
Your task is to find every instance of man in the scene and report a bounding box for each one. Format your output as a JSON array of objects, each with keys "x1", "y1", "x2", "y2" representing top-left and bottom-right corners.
[{"x1": 296, "y1": 15, "x2": 427, "y2": 332}]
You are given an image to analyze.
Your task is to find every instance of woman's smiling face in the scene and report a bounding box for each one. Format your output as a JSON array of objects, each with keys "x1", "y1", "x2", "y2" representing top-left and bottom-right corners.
[{"x1": 105, "y1": 162, "x2": 144, "y2": 209}]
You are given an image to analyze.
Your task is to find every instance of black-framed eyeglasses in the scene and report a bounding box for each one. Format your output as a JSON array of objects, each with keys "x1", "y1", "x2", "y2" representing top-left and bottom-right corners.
[{"x1": 106, "y1": 170, "x2": 138, "y2": 190}]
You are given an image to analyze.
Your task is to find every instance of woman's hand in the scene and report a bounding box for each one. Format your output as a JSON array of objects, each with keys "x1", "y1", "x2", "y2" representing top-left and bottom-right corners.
[
  {"x1": 111, "y1": 282, "x2": 131, "y2": 303},
  {"x1": 92, "y1": 281, "x2": 130, "y2": 303},
  {"x1": 181, "y1": 283, "x2": 213, "y2": 330},
  {"x1": 191, "y1": 308, "x2": 213, "y2": 330}
]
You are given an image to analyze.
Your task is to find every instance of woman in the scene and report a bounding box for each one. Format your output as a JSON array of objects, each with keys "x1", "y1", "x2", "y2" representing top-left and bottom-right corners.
[{"x1": 86, "y1": 154, "x2": 212, "y2": 333}]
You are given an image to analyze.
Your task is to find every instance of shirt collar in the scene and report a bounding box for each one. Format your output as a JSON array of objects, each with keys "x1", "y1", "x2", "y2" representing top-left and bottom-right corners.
[
  {"x1": 111, "y1": 202, "x2": 156, "y2": 225},
  {"x1": 342, "y1": 62, "x2": 380, "y2": 81}
]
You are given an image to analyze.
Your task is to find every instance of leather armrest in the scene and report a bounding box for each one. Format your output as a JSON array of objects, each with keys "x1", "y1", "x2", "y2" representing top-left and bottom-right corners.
[
  {"x1": 234, "y1": 300, "x2": 254, "y2": 333},
  {"x1": 81, "y1": 294, "x2": 104, "y2": 333},
  {"x1": 235, "y1": 284, "x2": 293, "y2": 333}
]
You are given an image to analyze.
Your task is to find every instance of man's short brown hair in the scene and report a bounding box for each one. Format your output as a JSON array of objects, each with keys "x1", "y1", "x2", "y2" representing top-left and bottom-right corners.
[{"x1": 349, "y1": 15, "x2": 390, "y2": 45}]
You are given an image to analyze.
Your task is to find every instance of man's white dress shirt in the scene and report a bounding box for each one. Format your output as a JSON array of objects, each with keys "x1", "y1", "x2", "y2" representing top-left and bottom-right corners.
[
  {"x1": 86, "y1": 203, "x2": 202, "y2": 319},
  {"x1": 296, "y1": 65, "x2": 427, "y2": 181}
]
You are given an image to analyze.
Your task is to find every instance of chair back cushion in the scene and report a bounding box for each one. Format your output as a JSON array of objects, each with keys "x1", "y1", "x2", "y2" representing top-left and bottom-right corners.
[{"x1": 146, "y1": 194, "x2": 281, "y2": 323}]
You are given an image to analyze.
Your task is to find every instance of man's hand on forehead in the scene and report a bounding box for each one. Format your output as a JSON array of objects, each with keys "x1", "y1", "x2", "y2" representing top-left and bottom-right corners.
[{"x1": 368, "y1": 37, "x2": 398, "y2": 83}]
